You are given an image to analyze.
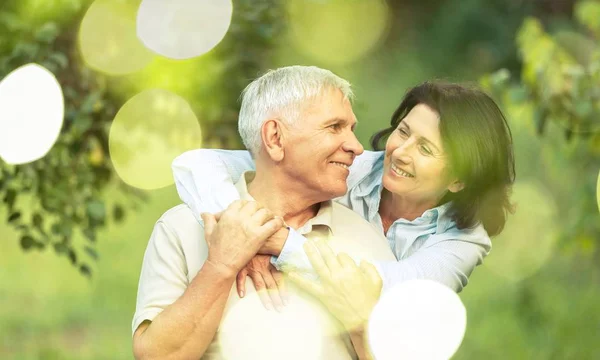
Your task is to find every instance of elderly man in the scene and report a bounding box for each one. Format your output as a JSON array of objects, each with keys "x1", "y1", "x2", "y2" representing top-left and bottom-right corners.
[{"x1": 132, "y1": 66, "x2": 395, "y2": 359}]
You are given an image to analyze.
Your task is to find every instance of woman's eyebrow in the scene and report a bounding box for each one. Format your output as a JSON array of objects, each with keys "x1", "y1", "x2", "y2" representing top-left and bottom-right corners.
[{"x1": 402, "y1": 121, "x2": 441, "y2": 152}]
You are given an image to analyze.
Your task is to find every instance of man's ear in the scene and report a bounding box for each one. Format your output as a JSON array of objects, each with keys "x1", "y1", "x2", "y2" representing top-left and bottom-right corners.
[
  {"x1": 261, "y1": 119, "x2": 285, "y2": 162},
  {"x1": 447, "y1": 179, "x2": 465, "y2": 193}
]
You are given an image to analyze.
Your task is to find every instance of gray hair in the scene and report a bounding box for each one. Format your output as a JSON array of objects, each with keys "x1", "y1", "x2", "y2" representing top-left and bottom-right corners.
[{"x1": 238, "y1": 65, "x2": 354, "y2": 156}]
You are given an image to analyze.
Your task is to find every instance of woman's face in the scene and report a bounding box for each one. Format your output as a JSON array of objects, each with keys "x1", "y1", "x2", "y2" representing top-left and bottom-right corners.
[{"x1": 382, "y1": 104, "x2": 463, "y2": 204}]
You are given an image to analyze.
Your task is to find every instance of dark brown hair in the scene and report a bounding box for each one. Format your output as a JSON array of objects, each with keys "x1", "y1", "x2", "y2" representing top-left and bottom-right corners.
[{"x1": 370, "y1": 81, "x2": 515, "y2": 236}]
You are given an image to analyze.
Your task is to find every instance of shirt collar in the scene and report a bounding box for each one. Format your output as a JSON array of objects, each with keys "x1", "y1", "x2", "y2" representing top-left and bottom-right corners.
[
  {"x1": 234, "y1": 171, "x2": 334, "y2": 235},
  {"x1": 348, "y1": 151, "x2": 385, "y2": 196},
  {"x1": 421, "y1": 202, "x2": 454, "y2": 234},
  {"x1": 296, "y1": 200, "x2": 334, "y2": 235},
  {"x1": 354, "y1": 157, "x2": 385, "y2": 198},
  {"x1": 349, "y1": 157, "x2": 455, "y2": 234}
]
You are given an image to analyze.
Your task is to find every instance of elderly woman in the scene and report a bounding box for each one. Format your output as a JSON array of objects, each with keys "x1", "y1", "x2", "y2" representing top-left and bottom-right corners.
[{"x1": 172, "y1": 81, "x2": 514, "y2": 356}]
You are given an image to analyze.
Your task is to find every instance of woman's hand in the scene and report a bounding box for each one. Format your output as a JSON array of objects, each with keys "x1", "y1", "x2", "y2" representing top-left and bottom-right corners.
[
  {"x1": 236, "y1": 254, "x2": 288, "y2": 312},
  {"x1": 288, "y1": 240, "x2": 383, "y2": 331}
]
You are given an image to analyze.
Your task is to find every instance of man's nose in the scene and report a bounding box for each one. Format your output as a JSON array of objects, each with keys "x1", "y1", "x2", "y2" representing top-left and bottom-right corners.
[{"x1": 342, "y1": 132, "x2": 364, "y2": 157}]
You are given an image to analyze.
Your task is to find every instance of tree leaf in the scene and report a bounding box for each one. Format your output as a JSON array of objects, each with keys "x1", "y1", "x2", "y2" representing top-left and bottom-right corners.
[
  {"x1": 534, "y1": 109, "x2": 548, "y2": 136},
  {"x1": 79, "y1": 264, "x2": 92, "y2": 278},
  {"x1": 81, "y1": 92, "x2": 102, "y2": 114},
  {"x1": 53, "y1": 242, "x2": 68, "y2": 254},
  {"x1": 67, "y1": 249, "x2": 77, "y2": 265},
  {"x1": 35, "y1": 22, "x2": 60, "y2": 44},
  {"x1": 113, "y1": 204, "x2": 125, "y2": 223},
  {"x1": 11, "y1": 42, "x2": 39, "y2": 59},
  {"x1": 0, "y1": 12, "x2": 25, "y2": 32},
  {"x1": 3, "y1": 189, "x2": 16, "y2": 210},
  {"x1": 48, "y1": 52, "x2": 69, "y2": 69},
  {"x1": 83, "y1": 228, "x2": 97, "y2": 242},
  {"x1": 565, "y1": 128, "x2": 574, "y2": 141},
  {"x1": 59, "y1": 223, "x2": 72, "y2": 237},
  {"x1": 84, "y1": 246, "x2": 98, "y2": 261},
  {"x1": 73, "y1": 115, "x2": 93, "y2": 133},
  {"x1": 33, "y1": 241, "x2": 46, "y2": 251},
  {"x1": 86, "y1": 200, "x2": 106, "y2": 221},
  {"x1": 8, "y1": 212, "x2": 21, "y2": 223},
  {"x1": 32, "y1": 213, "x2": 43, "y2": 228},
  {"x1": 20, "y1": 236, "x2": 35, "y2": 251},
  {"x1": 51, "y1": 223, "x2": 61, "y2": 235}
]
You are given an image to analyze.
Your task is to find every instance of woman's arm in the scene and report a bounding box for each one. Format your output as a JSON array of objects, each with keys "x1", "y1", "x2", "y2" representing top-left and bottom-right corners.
[
  {"x1": 172, "y1": 149, "x2": 254, "y2": 218},
  {"x1": 171, "y1": 149, "x2": 489, "y2": 294},
  {"x1": 375, "y1": 233, "x2": 490, "y2": 293},
  {"x1": 171, "y1": 149, "x2": 316, "y2": 273}
]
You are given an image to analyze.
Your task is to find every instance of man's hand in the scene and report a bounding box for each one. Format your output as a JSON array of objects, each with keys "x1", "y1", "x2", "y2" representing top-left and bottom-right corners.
[
  {"x1": 202, "y1": 200, "x2": 284, "y2": 277},
  {"x1": 259, "y1": 226, "x2": 290, "y2": 256},
  {"x1": 236, "y1": 254, "x2": 288, "y2": 312}
]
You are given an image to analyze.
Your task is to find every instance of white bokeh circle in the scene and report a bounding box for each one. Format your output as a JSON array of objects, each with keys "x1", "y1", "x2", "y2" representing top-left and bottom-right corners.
[
  {"x1": 79, "y1": 0, "x2": 154, "y2": 75},
  {"x1": 368, "y1": 280, "x2": 467, "y2": 360},
  {"x1": 219, "y1": 293, "x2": 326, "y2": 360},
  {"x1": 0, "y1": 63, "x2": 64, "y2": 164},
  {"x1": 137, "y1": 0, "x2": 233, "y2": 60}
]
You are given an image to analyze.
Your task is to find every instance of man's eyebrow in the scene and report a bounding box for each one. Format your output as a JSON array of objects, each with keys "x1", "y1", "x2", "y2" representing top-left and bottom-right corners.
[
  {"x1": 325, "y1": 117, "x2": 358, "y2": 126},
  {"x1": 401, "y1": 121, "x2": 441, "y2": 152}
]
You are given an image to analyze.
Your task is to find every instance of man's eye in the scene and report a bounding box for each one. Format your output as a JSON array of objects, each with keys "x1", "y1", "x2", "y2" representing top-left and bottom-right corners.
[{"x1": 329, "y1": 123, "x2": 342, "y2": 130}]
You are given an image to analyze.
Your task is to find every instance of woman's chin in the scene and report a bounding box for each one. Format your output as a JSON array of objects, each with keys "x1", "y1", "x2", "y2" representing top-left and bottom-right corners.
[{"x1": 383, "y1": 172, "x2": 417, "y2": 197}]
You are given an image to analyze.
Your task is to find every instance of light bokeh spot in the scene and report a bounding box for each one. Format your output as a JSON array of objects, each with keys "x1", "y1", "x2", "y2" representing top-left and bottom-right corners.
[
  {"x1": 79, "y1": 0, "x2": 154, "y2": 75},
  {"x1": 15, "y1": 0, "x2": 84, "y2": 24},
  {"x1": 484, "y1": 181, "x2": 558, "y2": 282},
  {"x1": 137, "y1": 0, "x2": 233, "y2": 60},
  {"x1": 219, "y1": 292, "x2": 326, "y2": 360},
  {"x1": 287, "y1": 0, "x2": 390, "y2": 65},
  {"x1": 109, "y1": 89, "x2": 202, "y2": 190},
  {"x1": 111, "y1": 54, "x2": 225, "y2": 101},
  {"x1": 0, "y1": 63, "x2": 64, "y2": 164},
  {"x1": 368, "y1": 280, "x2": 467, "y2": 360},
  {"x1": 597, "y1": 169, "x2": 600, "y2": 213}
]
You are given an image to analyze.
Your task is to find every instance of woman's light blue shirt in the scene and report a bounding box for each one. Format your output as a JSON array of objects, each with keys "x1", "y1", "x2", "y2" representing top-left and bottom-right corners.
[{"x1": 172, "y1": 149, "x2": 491, "y2": 293}]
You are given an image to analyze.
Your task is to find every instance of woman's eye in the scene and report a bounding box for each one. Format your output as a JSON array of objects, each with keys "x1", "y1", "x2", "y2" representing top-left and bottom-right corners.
[
  {"x1": 419, "y1": 144, "x2": 432, "y2": 155},
  {"x1": 398, "y1": 128, "x2": 409, "y2": 136}
]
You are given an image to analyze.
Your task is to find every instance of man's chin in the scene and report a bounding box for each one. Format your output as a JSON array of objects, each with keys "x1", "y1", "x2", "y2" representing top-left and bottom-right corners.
[{"x1": 329, "y1": 183, "x2": 348, "y2": 198}]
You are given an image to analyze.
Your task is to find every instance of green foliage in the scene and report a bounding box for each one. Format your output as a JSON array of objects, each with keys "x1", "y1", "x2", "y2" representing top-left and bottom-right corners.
[
  {"x1": 0, "y1": 0, "x2": 285, "y2": 275},
  {"x1": 480, "y1": 1, "x2": 600, "y2": 255},
  {"x1": 0, "y1": 3, "x2": 144, "y2": 277}
]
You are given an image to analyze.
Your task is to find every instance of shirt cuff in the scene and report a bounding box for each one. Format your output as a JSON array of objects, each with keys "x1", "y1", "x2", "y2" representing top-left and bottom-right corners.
[{"x1": 270, "y1": 228, "x2": 314, "y2": 278}]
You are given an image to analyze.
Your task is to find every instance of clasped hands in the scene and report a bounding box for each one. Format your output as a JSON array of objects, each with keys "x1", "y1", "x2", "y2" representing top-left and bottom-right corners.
[
  {"x1": 201, "y1": 200, "x2": 289, "y2": 310},
  {"x1": 201, "y1": 200, "x2": 383, "y2": 332}
]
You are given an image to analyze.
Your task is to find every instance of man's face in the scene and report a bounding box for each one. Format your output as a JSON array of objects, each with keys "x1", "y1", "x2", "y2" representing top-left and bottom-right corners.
[{"x1": 280, "y1": 88, "x2": 364, "y2": 200}]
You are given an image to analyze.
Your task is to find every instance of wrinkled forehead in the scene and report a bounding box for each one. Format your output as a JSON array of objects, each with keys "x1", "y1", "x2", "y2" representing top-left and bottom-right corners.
[
  {"x1": 302, "y1": 88, "x2": 356, "y2": 119},
  {"x1": 401, "y1": 104, "x2": 443, "y2": 143}
]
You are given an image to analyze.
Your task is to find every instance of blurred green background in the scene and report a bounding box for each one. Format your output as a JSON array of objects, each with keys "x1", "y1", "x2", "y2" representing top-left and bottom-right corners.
[{"x1": 1, "y1": 0, "x2": 599, "y2": 359}]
